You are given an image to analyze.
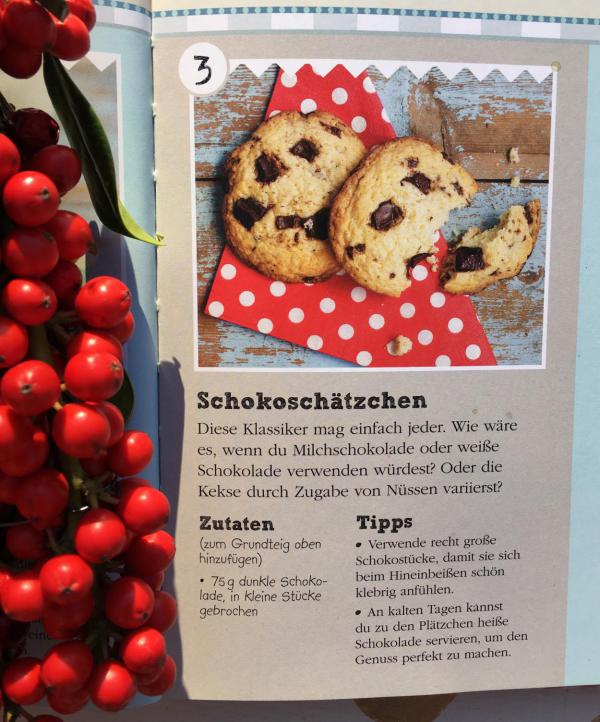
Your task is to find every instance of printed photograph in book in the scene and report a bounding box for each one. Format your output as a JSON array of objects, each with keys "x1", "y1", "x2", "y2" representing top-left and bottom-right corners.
[{"x1": 196, "y1": 60, "x2": 554, "y2": 370}]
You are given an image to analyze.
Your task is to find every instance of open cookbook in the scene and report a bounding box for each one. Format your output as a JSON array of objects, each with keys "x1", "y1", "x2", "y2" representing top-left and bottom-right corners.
[{"x1": 6, "y1": 0, "x2": 600, "y2": 703}]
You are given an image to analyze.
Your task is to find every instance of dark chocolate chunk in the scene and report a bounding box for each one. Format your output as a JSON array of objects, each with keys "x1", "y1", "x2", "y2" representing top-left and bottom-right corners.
[
  {"x1": 303, "y1": 208, "x2": 329, "y2": 240},
  {"x1": 275, "y1": 215, "x2": 303, "y2": 230},
  {"x1": 455, "y1": 246, "x2": 485, "y2": 272},
  {"x1": 255, "y1": 153, "x2": 281, "y2": 183},
  {"x1": 407, "y1": 157, "x2": 419, "y2": 169},
  {"x1": 404, "y1": 172, "x2": 432, "y2": 195},
  {"x1": 320, "y1": 121, "x2": 342, "y2": 138},
  {"x1": 524, "y1": 205, "x2": 533, "y2": 225},
  {"x1": 370, "y1": 200, "x2": 404, "y2": 231},
  {"x1": 407, "y1": 253, "x2": 430, "y2": 270},
  {"x1": 233, "y1": 197, "x2": 268, "y2": 230},
  {"x1": 346, "y1": 244, "x2": 366, "y2": 260},
  {"x1": 290, "y1": 138, "x2": 319, "y2": 162},
  {"x1": 389, "y1": 272, "x2": 396, "y2": 279},
  {"x1": 452, "y1": 181, "x2": 464, "y2": 196},
  {"x1": 303, "y1": 276, "x2": 317, "y2": 283}
]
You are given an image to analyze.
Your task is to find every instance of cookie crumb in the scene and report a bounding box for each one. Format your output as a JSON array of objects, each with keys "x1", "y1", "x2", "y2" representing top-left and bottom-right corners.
[
  {"x1": 387, "y1": 335, "x2": 413, "y2": 356},
  {"x1": 508, "y1": 147, "x2": 520, "y2": 164},
  {"x1": 510, "y1": 175, "x2": 521, "y2": 188}
]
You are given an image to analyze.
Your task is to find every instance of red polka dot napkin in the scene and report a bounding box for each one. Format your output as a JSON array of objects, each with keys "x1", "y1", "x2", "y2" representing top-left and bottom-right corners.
[{"x1": 205, "y1": 64, "x2": 496, "y2": 368}]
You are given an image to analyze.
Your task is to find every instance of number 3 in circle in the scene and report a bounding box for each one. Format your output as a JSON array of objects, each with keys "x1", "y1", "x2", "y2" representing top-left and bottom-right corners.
[
  {"x1": 179, "y1": 43, "x2": 228, "y2": 96},
  {"x1": 194, "y1": 55, "x2": 212, "y2": 86}
]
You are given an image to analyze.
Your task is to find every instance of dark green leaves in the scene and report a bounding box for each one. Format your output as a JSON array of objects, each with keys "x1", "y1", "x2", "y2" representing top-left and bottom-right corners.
[
  {"x1": 109, "y1": 371, "x2": 135, "y2": 423},
  {"x1": 43, "y1": 54, "x2": 162, "y2": 246},
  {"x1": 38, "y1": 0, "x2": 68, "y2": 20}
]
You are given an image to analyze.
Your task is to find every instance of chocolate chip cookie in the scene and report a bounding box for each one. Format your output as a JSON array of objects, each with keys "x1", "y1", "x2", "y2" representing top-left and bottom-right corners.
[
  {"x1": 441, "y1": 199, "x2": 541, "y2": 294},
  {"x1": 329, "y1": 137, "x2": 477, "y2": 297},
  {"x1": 223, "y1": 110, "x2": 366, "y2": 283}
]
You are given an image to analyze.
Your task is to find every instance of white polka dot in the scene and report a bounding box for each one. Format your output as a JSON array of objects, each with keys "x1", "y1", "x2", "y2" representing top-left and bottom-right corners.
[
  {"x1": 239, "y1": 291, "x2": 255, "y2": 307},
  {"x1": 331, "y1": 87, "x2": 348, "y2": 105},
  {"x1": 270, "y1": 281, "x2": 286, "y2": 297},
  {"x1": 466, "y1": 344, "x2": 482, "y2": 360},
  {"x1": 418, "y1": 329, "x2": 433, "y2": 346},
  {"x1": 220, "y1": 263, "x2": 237, "y2": 280},
  {"x1": 257, "y1": 318, "x2": 273, "y2": 334},
  {"x1": 351, "y1": 286, "x2": 367, "y2": 303},
  {"x1": 430, "y1": 292, "x2": 446, "y2": 308},
  {"x1": 300, "y1": 98, "x2": 317, "y2": 114},
  {"x1": 335, "y1": 269, "x2": 346, "y2": 276},
  {"x1": 356, "y1": 351, "x2": 372, "y2": 367},
  {"x1": 269, "y1": 110, "x2": 281, "y2": 118},
  {"x1": 208, "y1": 301, "x2": 224, "y2": 318},
  {"x1": 338, "y1": 324, "x2": 354, "y2": 340},
  {"x1": 320, "y1": 297, "x2": 335, "y2": 314},
  {"x1": 368, "y1": 314, "x2": 385, "y2": 330},
  {"x1": 381, "y1": 108, "x2": 391, "y2": 123},
  {"x1": 448, "y1": 317, "x2": 463, "y2": 334},
  {"x1": 363, "y1": 76, "x2": 376, "y2": 93},
  {"x1": 436, "y1": 355, "x2": 452, "y2": 367},
  {"x1": 400, "y1": 303, "x2": 416, "y2": 319},
  {"x1": 281, "y1": 72, "x2": 297, "y2": 87},
  {"x1": 307, "y1": 335, "x2": 323, "y2": 351},
  {"x1": 288, "y1": 307, "x2": 304, "y2": 324},
  {"x1": 351, "y1": 116, "x2": 367, "y2": 133},
  {"x1": 411, "y1": 264, "x2": 428, "y2": 281}
]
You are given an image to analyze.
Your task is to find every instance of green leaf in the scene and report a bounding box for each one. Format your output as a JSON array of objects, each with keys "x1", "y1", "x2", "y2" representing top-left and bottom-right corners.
[
  {"x1": 43, "y1": 54, "x2": 162, "y2": 246},
  {"x1": 38, "y1": 0, "x2": 68, "y2": 20},
  {"x1": 109, "y1": 371, "x2": 135, "y2": 423}
]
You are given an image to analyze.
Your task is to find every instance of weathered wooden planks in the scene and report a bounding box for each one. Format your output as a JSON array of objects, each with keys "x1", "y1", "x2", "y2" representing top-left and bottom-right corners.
[{"x1": 194, "y1": 62, "x2": 551, "y2": 367}]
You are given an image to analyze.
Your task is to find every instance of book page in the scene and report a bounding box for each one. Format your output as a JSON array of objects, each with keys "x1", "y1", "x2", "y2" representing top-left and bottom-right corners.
[{"x1": 153, "y1": 0, "x2": 600, "y2": 701}]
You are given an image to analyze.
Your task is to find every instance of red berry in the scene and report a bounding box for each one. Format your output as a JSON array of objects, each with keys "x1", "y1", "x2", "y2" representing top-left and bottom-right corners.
[
  {"x1": 79, "y1": 450, "x2": 110, "y2": 478},
  {"x1": 0, "y1": 474, "x2": 19, "y2": 503},
  {"x1": 75, "y1": 276, "x2": 131, "y2": 329},
  {"x1": 107, "y1": 430, "x2": 153, "y2": 476},
  {"x1": 51, "y1": 402, "x2": 110, "y2": 458},
  {"x1": 125, "y1": 531, "x2": 175, "y2": 577},
  {"x1": 30, "y1": 145, "x2": 81, "y2": 196},
  {"x1": 67, "y1": 329, "x2": 123, "y2": 361},
  {"x1": 0, "y1": 133, "x2": 20, "y2": 185},
  {"x1": 0, "y1": 610, "x2": 29, "y2": 647},
  {"x1": 64, "y1": 351, "x2": 123, "y2": 402},
  {"x1": 10, "y1": 108, "x2": 59, "y2": 154},
  {"x1": 141, "y1": 570, "x2": 164, "y2": 591},
  {"x1": 2, "y1": 171, "x2": 60, "y2": 226},
  {"x1": 74, "y1": 508, "x2": 126, "y2": 563},
  {"x1": 2, "y1": 656, "x2": 45, "y2": 704},
  {"x1": 43, "y1": 210, "x2": 92, "y2": 260},
  {"x1": 51, "y1": 13, "x2": 89, "y2": 61},
  {"x1": 0, "y1": 316, "x2": 28, "y2": 367},
  {"x1": 105, "y1": 576, "x2": 154, "y2": 629},
  {"x1": 88, "y1": 660, "x2": 135, "y2": 712},
  {"x1": 92, "y1": 400, "x2": 124, "y2": 446},
  {"x1": 2, "y1": 226, "x2": 59, "y2": 277},
  {"x1": 2, "y1": 278, "x2": 57, "y2": 325},
  {"x1": 0, "y1": 427, "x2": 49, "y2": 477},
  {"x1": 1, "y1": 360, "x2": 61, "y2": 415},
  {"x1": 118, "y1": 485, "x2": 170, "y2": 535},
  {"x1": 0, "y1": 41, "x2": 42, "y2": 79},
  {"x1": 6, "y1": 522, "x2": 46, "y2": 560},
  {"x1": 4, "y1": 0, "x2": 56, "y2": 51},
  {"x1": 66, "y1": 0, "x2": 95, "y2": 29},
  {"x1": 121, "y1": 627, "x2": 166, "y2": 676},
  {"x1": 2, "y1": 571, "x2": 45, "y2": 621},
  {"x1": 147, "y1": 591, "x2": 177, "y2": 632},
  {"x1": 39, "y1": 554, "x2": 94, "y2": 606},
  {"x1": 137, "y1": 655, "x2": 176, "y2": 696},
  {"x1": 105, "y1": 311, "x2": 135, "y2": 343},
  {"x1": 33, "y1": 716, "x2": 63, "y2": 722},
  {"x1": 41, "y1": 640, "x2": 94, "y2": 692},
  {"x1": 0, "y1": 404, "x2": 34, "y2": 455},
  {"x1": 42, "y1": 593, "x2": 94, "y2": 639},
  {"x1": 16, "y1": 469, "x2": 69, "y2": 529},
  {"x1": 47, "y1": 686, "x2": 89, "y2": 714},
  {"x1": 43, "y1": 259, "x2": 82, "y2": 308}
]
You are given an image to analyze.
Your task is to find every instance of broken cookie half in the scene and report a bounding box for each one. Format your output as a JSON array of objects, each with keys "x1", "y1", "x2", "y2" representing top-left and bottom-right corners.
[{"x1": 441, "y1": 199, "x2": 541, "y2": 295}]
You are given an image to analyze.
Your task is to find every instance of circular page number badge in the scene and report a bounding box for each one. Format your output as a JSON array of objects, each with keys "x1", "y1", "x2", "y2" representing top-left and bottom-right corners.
[{"x1": 179, "y1": 42, "x2": 228, "y2": 96}]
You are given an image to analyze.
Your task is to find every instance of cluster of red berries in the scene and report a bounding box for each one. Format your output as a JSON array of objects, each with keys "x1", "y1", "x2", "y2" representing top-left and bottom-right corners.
[
  {"x1": 0, "y1": 109, "x2": 177, "y2": 719},
  {"x1": 0, "y1": 0, "x2": 95, "y2": 79}
]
